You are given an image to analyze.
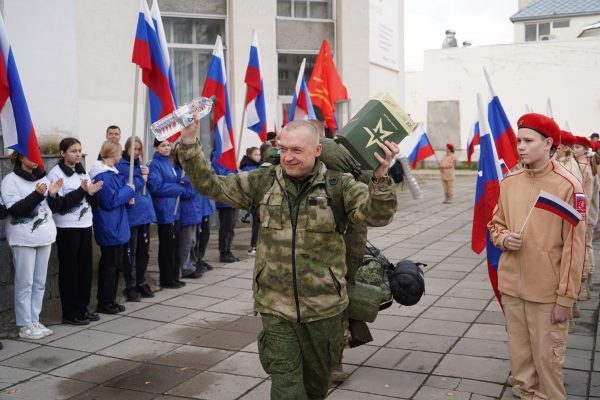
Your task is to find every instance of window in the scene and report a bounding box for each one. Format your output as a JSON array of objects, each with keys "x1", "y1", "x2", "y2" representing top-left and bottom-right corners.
[
  {"x1": 162, "y1": 16, "x2": 226, "y2": 152},
  {"x1": 524, "y1": 21, "x2": 558, "y2": 41},
  {"x1": 525, "y1": 24, "x2": 537, "y2": 41},
  {"x1": 276, "y1": 0, "x2": 332, "y2": 19},
  {"x1": 277, "y1": 53, "x2": 317, "y2": 96},
  {"x1": 553, "y1": 20, "x2": 570, "y2": 28}
]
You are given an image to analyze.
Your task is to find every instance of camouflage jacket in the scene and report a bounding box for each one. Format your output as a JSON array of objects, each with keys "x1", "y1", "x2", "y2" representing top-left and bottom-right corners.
[{"x1": 178, "y1": 141, "x2": 397, "y2": 323}]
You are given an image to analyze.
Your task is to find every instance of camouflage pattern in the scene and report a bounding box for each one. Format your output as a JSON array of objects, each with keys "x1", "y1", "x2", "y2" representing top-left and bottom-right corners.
[
  {"x1": 258, "y1": 312, "x2": 343, "y2": 399},
  {"x1": 178, "y1": 141, "x2": 397, "y2": 323},
  {"x1": 355, "y1": 253, "x2": 392, "y2": 301}
]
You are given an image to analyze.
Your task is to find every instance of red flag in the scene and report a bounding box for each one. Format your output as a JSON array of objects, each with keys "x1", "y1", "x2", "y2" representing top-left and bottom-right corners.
[
  {"x1": 307, "y1": 40, "x2": 348, "y2": 135},
  {"x1": 282, "y1": 109, "x2": 288, "y2": 128}
]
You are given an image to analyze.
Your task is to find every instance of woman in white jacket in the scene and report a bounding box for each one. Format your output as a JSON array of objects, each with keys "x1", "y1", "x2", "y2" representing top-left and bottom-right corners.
[{"x1": 1, "y1": 152, "x2": 62, "y2": 339}]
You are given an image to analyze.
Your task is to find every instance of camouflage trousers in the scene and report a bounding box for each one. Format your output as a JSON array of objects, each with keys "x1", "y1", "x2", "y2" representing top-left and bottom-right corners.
[{"x1": 258, "y1": 312, "x2": 344, "y2": 400}]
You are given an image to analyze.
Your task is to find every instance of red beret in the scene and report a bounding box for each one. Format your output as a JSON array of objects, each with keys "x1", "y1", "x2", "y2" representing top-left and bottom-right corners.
[
  {"x1": 560, "y1": 130, "x2": 575, "y2": 147},
  {"x1": 592, "y1": 141, "x2": 599, "y2": 151},
  {"x1": 517, "y1": 113, "x2": 561, "y2": 147},
  {"x1": 574, "y1": 136, "x2": 592, "y2": 148},
  {"x1": 446, "y1": 143, "x2": 455, "y2": 151}
]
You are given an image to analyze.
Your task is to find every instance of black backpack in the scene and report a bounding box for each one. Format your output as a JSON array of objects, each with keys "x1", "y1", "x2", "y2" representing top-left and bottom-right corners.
[{"x1": 388, "y1": 260, "x2": 426, "y2": 306}]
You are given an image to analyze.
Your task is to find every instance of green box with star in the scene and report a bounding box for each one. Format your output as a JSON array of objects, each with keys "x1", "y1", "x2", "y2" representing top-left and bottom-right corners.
[{"x1": 334, "y1": 93, "x2": 416, "y2": 170}]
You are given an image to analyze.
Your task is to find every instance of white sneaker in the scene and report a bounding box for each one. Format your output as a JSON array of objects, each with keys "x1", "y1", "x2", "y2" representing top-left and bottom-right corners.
[
  {"x1": 247, "y1": 248, "x2": 257, "y2": 256},
  {"x1": 19, "y1": 324, "x2": 44, "y2": 340},
  {"x1": 34, "y1": 323, "x2": 53, "y2": 338}
]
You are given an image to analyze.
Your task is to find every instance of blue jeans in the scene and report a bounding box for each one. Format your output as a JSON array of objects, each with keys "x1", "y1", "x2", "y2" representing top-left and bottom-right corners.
[{"x1": 12, "y1": 245, "x2": 52, "y2": 327}]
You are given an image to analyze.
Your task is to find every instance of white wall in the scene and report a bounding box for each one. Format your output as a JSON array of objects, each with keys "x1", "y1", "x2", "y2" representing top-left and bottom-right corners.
[
  {"x1": 405, "y1": 37, "x2": 600, "y2": 157},
  {"x1": 4, "y1": 0, "x2": 79, "y2": 142},
  {"x1": 513, "y1": 15, "x2": 600, "y2": 42}
]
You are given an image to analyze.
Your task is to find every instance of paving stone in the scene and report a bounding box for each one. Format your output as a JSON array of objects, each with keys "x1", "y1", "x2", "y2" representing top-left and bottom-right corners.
[
  {"x1": 49, "y1": 355, "x2": 139, "y2": 384},
  {"x1": 565, "y1": 347, "x2": 592, "y2": 370},
  {"x1": 221, "y1": 316, "x2": 263, "y2": 334},
  {"x1": 209, "y1": 351, "x2": 268, "y2": 378},
  {"x1": 464, "y1": 323, "x2": 508, "y2": 341},
  {"x1": 451, "y1": 338, "x2": 509, "y2": 359},
  {"x1": 567, "y1": 333, "x2": 595, "y2": 350},
  {"x1": 343, "y1": 345, "x2": 379, "y2": 365},
  {"x1": 190, "y1": 285, "x2": 247, "y2": 299},
  {"x1": 425, "y1": 269, "x2": 468, "y2": 280},
  {"x1": 367, "y1": 328, "x2": 398, "y2": 347},
  {"x1": 364, "y1": 347, "x2": 443, "y2": 373},
  {"x1": 0, "y1": 346, "x2": 87, "y2": 373},
  {"x1": 594, "y1": 352, "x2": 600, "y2": 371},
  {"x1": 338, "y1": 366, "x2": 426, "y2": 398},
  {"x1": 151, "y1": 345, "x2": 232, "y2": 370},
  {"x1": 0, "y1": 365, "x2": 39, "y2": 386},
  {"x1": 379, "y1": 304, "x2": 427, "y2": 317},
  {"x1": 420, "y1": 306, "x2": 480, "y2": 323},
  {"x1": 434, "y1": 296, "x2": 489, "y2": 310},
  {"x1": 160, "y1": 294, "x2": 223, "y2": 310},
  {"x1": 128, "y1": 304, "x2": 196, "y2": 322},
  {"x1": 167, "y1": 371, "x2": 263, "y2": 400},
  {"x1": 387, "y1": 332, "x2": 457, "y2": 353},
  {"x1": 321, "y1": 388, "x2": 403, "y2": 399},
  {"x1": 434, "y1": 354, "x2": 510, "y2": 383},
  {"x1": 213, "y1": 277, "x2": 253, "y2": 290},
  {"x1": 414, "y1": 386, "x2": 471, "y2": 400},
  {"x1": 368, "y1": 315, "x2": 414, "y2": 331},
  {"x1": 190, "y1": 329, "x2": 258, "y2": 351},
  {"x1": 97, "y1": 338, "x2": 179, "y2": 362},
  {"x1": 564, "y1": 368, "x2": 589, "y2": 397},
  {"x1": 0, "y1": 374, "x2": 92, "y2": 400},
  {"x1": 434, "y1": 263, "x2": 476, "y2": 272},
  {"x1": 172, "y1": 310, "x2": 241, "y2": 329},
  {"x1": 205, "y1": 298, "x2": 254, "y2": 315},
  {"x1": 457, "y1": 379, "x2": 504, "y2": 397},
  {"x1": 49, "y1": 329, "x2": 128, "y2": 352},
  {"x1": 139, "y1": 323, "x2": 212, "y2": 344},
  {"x1": 105, "y1": 363, "x2": 198, "y2": 394},
  {"x1": 69, "y1": 386, "x2": 156, "y2": 400},
  {"x1": 91, "y1": 316, "x2": 164, "y2": 336},
  {"x1": 0, "y1": 340, "x2": 40, "y2": 362},
  {"x1": 237, "y1": 380, "x2": 271, "y2": 399},
  {"x1": 405, "y1": 318, "x2": 470, "y2": 337},
  {"x1": 475, "y1": 310, "x2": 506, "y2": 325},
  {"x1": 591, "y1": 372, "x2": 600, "y2": 397},
  {"x1": 446, "y1": 287, "x2": 494, "y2": 300}
]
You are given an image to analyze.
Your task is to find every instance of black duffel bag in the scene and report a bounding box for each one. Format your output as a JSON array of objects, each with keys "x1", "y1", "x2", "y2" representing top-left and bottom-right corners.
[{"x1": 388, "y1": 260, "x2": 426, "y2": 306}]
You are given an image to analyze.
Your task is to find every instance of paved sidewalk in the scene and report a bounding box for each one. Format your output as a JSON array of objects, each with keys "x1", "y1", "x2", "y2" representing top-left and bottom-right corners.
[{"x1": 0, "y1": 177, "x2": 598, "y2": 399}]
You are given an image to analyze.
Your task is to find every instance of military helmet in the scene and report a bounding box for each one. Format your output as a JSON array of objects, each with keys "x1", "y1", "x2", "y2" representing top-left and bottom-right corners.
[{"x1": 388, "y1": 260, "x2": 426, "y2": 306}]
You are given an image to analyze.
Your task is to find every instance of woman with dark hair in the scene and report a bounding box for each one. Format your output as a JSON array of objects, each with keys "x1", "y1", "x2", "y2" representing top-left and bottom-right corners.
[
  {"x1": 148, "y1": 138, "x2": 185, "y2": 288},
  {"x1": 89, "y1": 141, "x2": 135, "y2": 314},
  {"x1": 116, "y1": 136, "x2": 157, "y2": 300},
  {"x1": 48, "y1": 138, "x2": 103, "y2": 325},
  {"x1": 1, "y1": 152, "x2": 61, "y2": 339}
]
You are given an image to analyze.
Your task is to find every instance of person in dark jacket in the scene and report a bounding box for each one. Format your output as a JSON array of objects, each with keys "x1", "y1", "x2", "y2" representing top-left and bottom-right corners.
[
  {"x1": 116, "y1": 136, "x2": 157, "y2": 300},
  {"x1": 148, "y1": 138, "x2": 186, "y2": 288},
  {"x1": 211, "y1": 150, "x2": 239, "y2": 263},
  {"x1": 89, "y1": 141, "x2": 135, "y2": 314},
  {"x1": 239, "y1": 146, "x2": 261, "y2": 256},
  {"x1": 48, "y1": 138, "x2": 103, "y2": 325}
]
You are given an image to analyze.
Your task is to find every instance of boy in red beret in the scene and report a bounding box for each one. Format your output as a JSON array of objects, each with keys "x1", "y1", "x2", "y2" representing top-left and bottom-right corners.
[
  {"x1": 573, "y1": 136, "x2": 597, "y2": 301},
  {"x1": 488, "y1": 113, "x2": 585, "y2": 400},
  {"x1": 439, "y1": 143, "x2": 456, "y2": 203}
]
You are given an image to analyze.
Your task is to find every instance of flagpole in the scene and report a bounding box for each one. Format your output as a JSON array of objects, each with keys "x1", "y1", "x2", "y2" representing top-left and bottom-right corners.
[
  {"x1": 129, "y1": 65, "x2": 140, "y2": 186},
  {"x1": 546, "y1": 97, "x2": 554, "y2": 119},
  {"x1": 142, "y1": 88, "x2": 149, "y2": 195},
  {"x1": 519, "y1": 201, "x2": 537, "y2": 234},
  {"x1": 482, "y1": 67, "x2": 496, "y2": 97},
  {"x1": 236, "y1": 85, "x2": 248, "y2": 165}
]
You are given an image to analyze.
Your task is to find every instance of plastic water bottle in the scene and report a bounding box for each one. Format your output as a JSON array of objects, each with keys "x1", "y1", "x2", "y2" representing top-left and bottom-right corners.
[{"x1": 150, "y1": 96, "x2": 216, "y2": 141}]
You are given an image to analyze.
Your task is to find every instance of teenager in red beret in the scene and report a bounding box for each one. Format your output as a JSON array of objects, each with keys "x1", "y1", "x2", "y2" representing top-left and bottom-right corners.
[
  {"x1": 488, "y1": 113, "x2": 585, "y2": 400},
  {"x1": 439, "y1": 143, "x2": 456, "y2": 203},
  {"x1": 555, "y1": 130, "x2": 583, "y2": 183},
  {"x1": 573, "y1": 135, "x2": 597, "y2": 302}
]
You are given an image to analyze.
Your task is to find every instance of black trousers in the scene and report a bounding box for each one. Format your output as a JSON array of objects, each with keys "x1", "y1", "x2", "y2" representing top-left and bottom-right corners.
[
  {"x1": 250, "y1": 210, "x2": 259, "y2": 249},
  {"x1": 122, "y1": 224, "x2": 151, "y2": 288},
  {"x1": 56, "y1": 227, "x2": 93, "y2": 319},
  {"x1": 157, "y1": 222, "x2": 180, "y2": 285},
  {"x1": 195, "y1": 216, "x2": 210, "y2": 262},
  {"x1": 218, "y1": 208, "x2": 237, "y2": 253},
  {"x1": 97, "y1": 244, "x2": 125, "y2": 307}
]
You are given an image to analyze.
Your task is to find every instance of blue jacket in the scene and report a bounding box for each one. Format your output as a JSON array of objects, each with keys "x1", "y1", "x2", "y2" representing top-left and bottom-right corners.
[
  {"x1": 89, "y1": 163, "x2": 135, "y2": 246},
  {"x1": 179, "y1": 173, "x2": 203, "y2": 227},
  {"x1": 115, "y1": 154, "x2": 156, "y2": 227},
  {"x1": 148, "y1": 152, "x2": 184, "y2": 224}
]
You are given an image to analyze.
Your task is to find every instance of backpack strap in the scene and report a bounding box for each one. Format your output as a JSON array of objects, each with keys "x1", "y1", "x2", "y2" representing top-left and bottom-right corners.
[{"x1": 324, "y1": 169, "x2": 348, "y2": 234}]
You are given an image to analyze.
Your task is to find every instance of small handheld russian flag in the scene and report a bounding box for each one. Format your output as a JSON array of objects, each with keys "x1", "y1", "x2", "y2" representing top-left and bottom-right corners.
[{"x1": 522, "y1": 190, "x2": 582, "y2": 232}]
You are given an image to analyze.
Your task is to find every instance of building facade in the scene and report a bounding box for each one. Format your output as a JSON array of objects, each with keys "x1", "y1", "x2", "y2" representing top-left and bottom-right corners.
[{"x1": 2, "y1": 0, "x2": 406, "y2": 163}]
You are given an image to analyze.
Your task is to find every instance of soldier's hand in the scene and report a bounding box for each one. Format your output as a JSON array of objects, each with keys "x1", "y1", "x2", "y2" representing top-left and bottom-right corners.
[
  {"x1": 181, "y1": 112, "x2": 200, "y2": 145},
  {"x1": 503, "y1": 233, "x2": 522, "y2": 251},
  {"x1": 551, "y1": 303, "x2": 571, "y2": 324},
  {"x1": 373, "y1": 140, "x2": 400, "y2": 178}
]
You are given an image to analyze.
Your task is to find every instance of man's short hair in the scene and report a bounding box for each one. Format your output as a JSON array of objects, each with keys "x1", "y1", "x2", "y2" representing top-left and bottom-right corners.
[
  {"x1": 266, "y1": 131, "x2": 277, "y2": 141},
  {"x1": 106, "y1": 125, "x2": 121, "y2": 134},
  {"x1": 282, "y1": 120, "x2": 319, "y2": 145},
  {"x1": 591, "y1": 133, "x2": 599, "y2": 140},
  {"x1": 308, "y1": 119, "x2": 326, "y2": 138},
  {"x1": 246, "y1": 146, "x2": 259, "y2": 157}
]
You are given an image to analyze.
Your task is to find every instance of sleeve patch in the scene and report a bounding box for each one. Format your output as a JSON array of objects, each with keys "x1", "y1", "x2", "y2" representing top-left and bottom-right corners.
[{"x1": 575, "y1": 193, "x2": 587, "y2": 220}]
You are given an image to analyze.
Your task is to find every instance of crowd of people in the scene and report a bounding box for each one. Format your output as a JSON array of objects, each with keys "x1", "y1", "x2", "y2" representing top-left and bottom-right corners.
[{"x1": 1, "y1": 125, "x2": 271, "y2": 340}]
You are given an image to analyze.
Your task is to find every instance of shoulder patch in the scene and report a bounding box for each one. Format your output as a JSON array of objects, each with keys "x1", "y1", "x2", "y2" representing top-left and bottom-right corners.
[{"x1": 575, "y1": 193, "x2": 587, "y2": 220}]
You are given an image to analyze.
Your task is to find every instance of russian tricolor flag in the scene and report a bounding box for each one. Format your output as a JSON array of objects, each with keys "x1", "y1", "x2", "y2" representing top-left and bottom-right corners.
[
  {"x1": 132, "y1": 0, "x2": 177, "y2": 139},
  {"x1": 466, "y1": 120, "x2": 480, "y2": 165},
  {"x1": 288, "y1": 58, "x2": 316, "y2": 121},
  {"x1": 0, "y1": 11, "x2": 43, "y2": 168},
  {"x1": 202, "y1": 35, "x2": 236, "y2": 172},
  {"x1": 150, "y1": 0, "x2": 177, "y2": 108},
  {"x1": 534, "y1": 191, "x2": 582, "y2": 227},
  {"x1": 399, "y1": 124, "x2": 435, "y2": 169},
  {"x1": 472, "y1": 95, "x2": 505, "y2": 308},
  {"x1": 244, "y1": 32, "x2": 267, "y2": 142}
]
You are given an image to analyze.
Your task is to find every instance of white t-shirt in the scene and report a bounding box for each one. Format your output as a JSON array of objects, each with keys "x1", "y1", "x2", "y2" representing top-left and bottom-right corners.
[
  {"x1": 47, "y1": 165, "x2": 94, "y2": 228},
  {"x1": 1, "y1": 172, "x2": 57, "y2": 247}
]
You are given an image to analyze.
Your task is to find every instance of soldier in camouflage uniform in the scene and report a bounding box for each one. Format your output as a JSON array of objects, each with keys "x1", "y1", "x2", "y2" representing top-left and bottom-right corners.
[{"x1": 178, "y1": 117, "x2": 398, "y2": 400}]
